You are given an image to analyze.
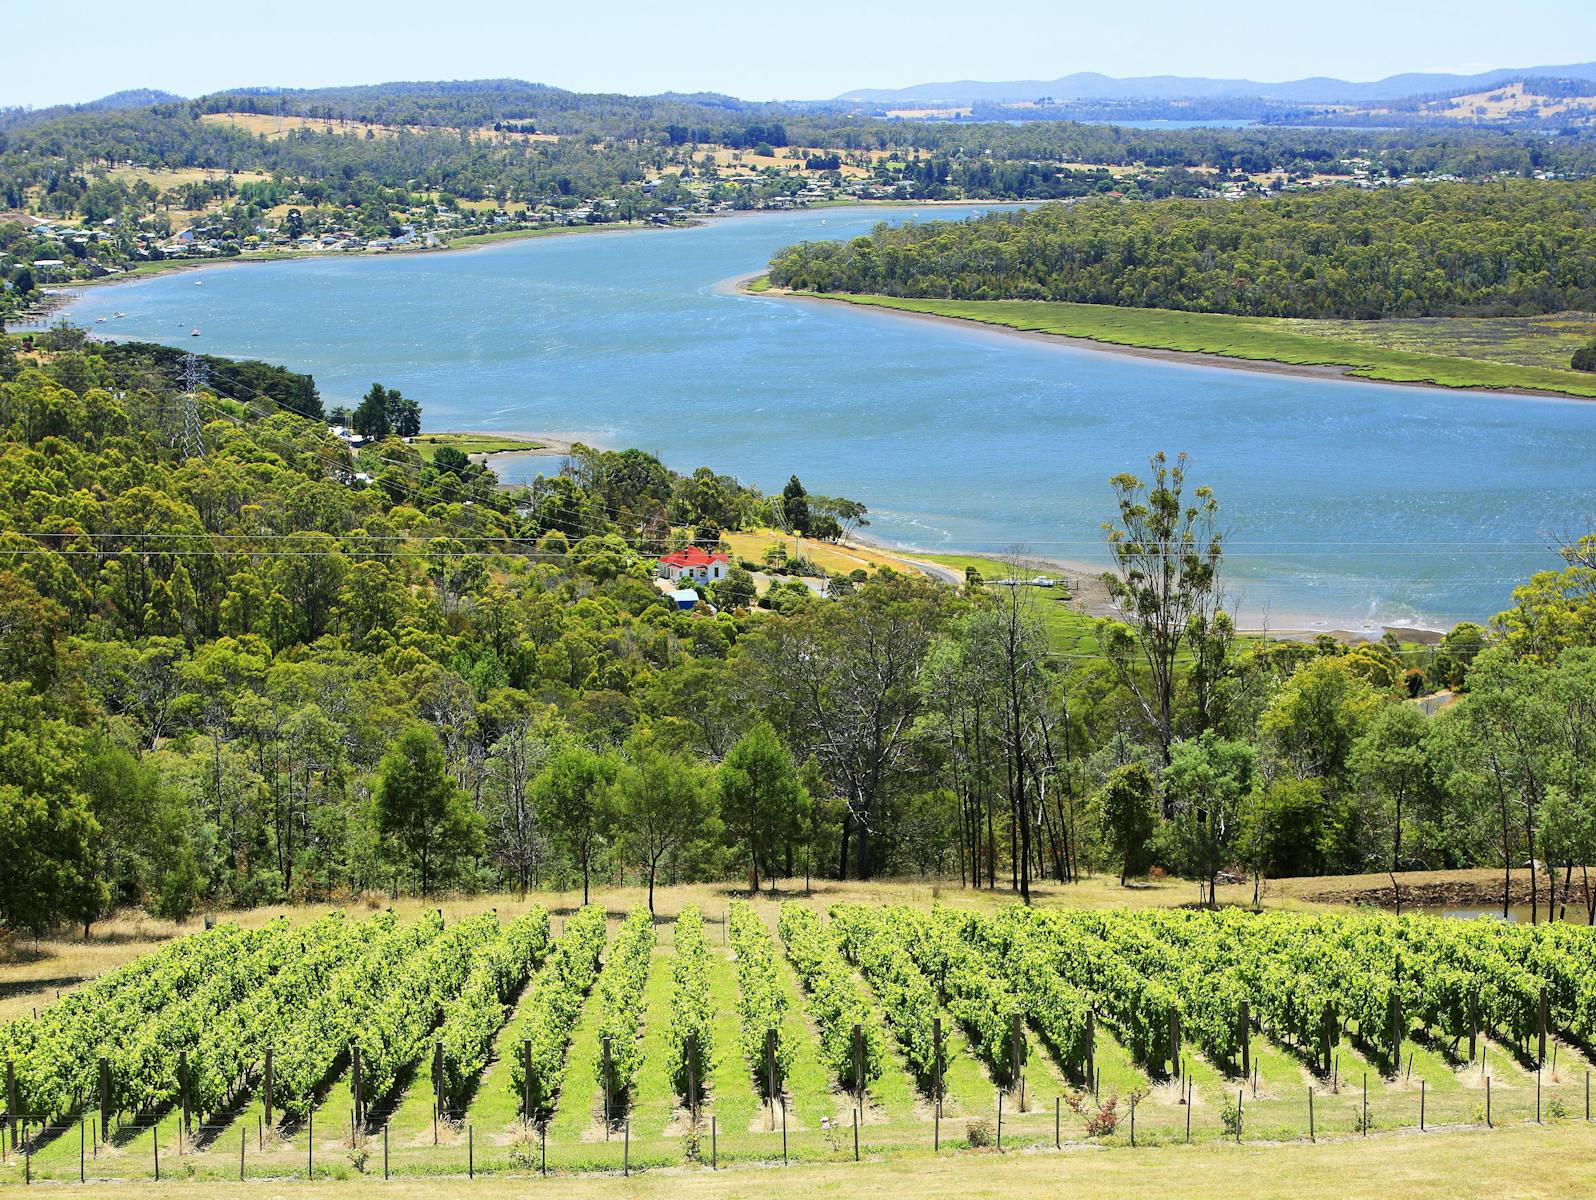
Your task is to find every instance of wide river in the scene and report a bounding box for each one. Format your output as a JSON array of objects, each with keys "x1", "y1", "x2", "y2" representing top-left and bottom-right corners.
[{"x1": 60, "y1": 205, "x2": 1596, "y2": 630}]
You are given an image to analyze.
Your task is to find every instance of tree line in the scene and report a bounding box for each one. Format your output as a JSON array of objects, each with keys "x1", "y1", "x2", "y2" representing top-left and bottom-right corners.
[
  {"x1": 768, "y1": 179, "x2": 1596, "y2": 319},
  {"x1": 1, "y1": 338, "x2": 1594, "y2": 936}
]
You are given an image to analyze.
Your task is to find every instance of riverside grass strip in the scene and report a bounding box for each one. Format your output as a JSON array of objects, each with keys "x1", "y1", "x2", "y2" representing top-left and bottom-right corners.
[{"x1": 803, "y1": 293, "x2": 1596, "y2": 399}]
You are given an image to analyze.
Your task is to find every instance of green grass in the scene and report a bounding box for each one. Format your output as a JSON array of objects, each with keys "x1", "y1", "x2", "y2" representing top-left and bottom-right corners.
[
  {"x1": 804, "y1": 293, "x2": 1596, "y2": 399},
  {"x1": 914, "y1": 552, "x2": 1105, "y2": 655},
  {"x1": 407, "y1": 433, "x2": 544, "y2": 462}
]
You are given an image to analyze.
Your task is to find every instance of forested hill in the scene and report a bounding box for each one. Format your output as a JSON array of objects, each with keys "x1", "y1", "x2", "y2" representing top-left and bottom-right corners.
[
  {"x1": 2, "y1": 327, "x2": 1596, "y2": 935},
  {"x1": 766, "y1": 180, "x2": 1596, "y2": 319}
]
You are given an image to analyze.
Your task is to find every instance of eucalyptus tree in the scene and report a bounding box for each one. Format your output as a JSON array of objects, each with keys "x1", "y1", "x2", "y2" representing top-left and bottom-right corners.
[{"x1": 1099, "y1": 452, "x2": 1230, "y2": 763}]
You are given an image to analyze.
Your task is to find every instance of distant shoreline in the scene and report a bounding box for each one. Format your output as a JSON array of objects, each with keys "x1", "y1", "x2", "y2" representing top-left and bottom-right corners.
[{"x1": 34, "y1": 200, "x2": 1027, "y2": 307}]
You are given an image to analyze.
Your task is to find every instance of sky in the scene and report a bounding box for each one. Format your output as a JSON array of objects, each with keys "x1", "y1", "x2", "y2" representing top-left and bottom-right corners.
[{"x1": 4, "y1": 0, "x2": 1595, "y2": 109}]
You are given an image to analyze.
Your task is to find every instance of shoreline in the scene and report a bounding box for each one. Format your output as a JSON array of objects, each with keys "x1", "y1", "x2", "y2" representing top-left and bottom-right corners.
[
  {"x1": 465, "y1": 442, "x2": 1449, "y2": 640},
  {"x1": 849, "y1": 527, "x2": 1447, "y2": 642},
  {"x1": 754, "y1": 285, "x2": 1592, "y2": 403}
]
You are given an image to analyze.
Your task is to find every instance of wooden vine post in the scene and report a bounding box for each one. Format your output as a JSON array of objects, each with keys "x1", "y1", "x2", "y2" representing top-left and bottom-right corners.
[
  {"x1": 1468, "y1": 990, "x2": 1479, "y2": 1062},
  {"x1": 764, "y1": 1028, "x2": 779, "y2": 1124},
  {"x1": 350, "y1": 1044, "x2": 363, "y2": 1130},
  {"x1": 432, "y1": 1040, "x2": 444, "y2": 1122},
  {"x1": 1011, "y1": 1012, "x2": 1027, "y2": 1110},
  {"x1": 852, "y1": 1024, "x2": 865, "y2": 1107},
  {"x1": 1084, "y1": 1009, "x2": 1095, "y2": 1087},
  {"x1": 6, "y1": 1059, "x2": 17, "y2": 1151},
  {"x1": 686, "y1": 1031, "x2": 700, "y2": 1118},
  {"x1": 98, "y1": 1057, "x2": 111, "y2": 1143},
  {"x1": 1388, "y1": 993, "x2": 1403, "y2": 1076},
  {"x1": 1169, "y1": 1006, "x2": 1182, "y2": 1079},
  {"x1": 263, "y1": 1047, "x2": 274, "y2": 1129},
  {"x1": 522, "y1": 1040, "x2": 535, "y2": 1122},
  {"x1": 1539, "y1": 987, "x2": 1549, "y2": 1066},
  {"x1": 932, "y1": 1017, "x2": 944, "y2": 1114},
  {"x1": 601, "y1": 1035, "x2": 614, "y2": 1136},
  {"x1": 179, "y1": 1050, "x2": 191, "y2": 1139},
  {"x1": 1239, "y1": 1000, "x2": 1251, "y2": 1079}
]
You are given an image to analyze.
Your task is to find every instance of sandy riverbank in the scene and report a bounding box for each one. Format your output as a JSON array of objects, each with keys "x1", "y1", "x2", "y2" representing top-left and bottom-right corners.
[{"x1": 750, "y1": 284, "x2": 1588, "y2": 403}]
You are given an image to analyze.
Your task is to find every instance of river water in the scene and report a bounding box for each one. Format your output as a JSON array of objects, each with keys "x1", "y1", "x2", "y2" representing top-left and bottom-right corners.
[{"x1": 58, "y1": 205, "x2": 1596, "y2": 630}]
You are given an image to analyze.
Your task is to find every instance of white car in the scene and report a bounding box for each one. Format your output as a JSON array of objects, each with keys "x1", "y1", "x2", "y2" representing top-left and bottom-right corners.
[{"x1": 1031, "y1": 576, "x2": 1056, "y2": 588}]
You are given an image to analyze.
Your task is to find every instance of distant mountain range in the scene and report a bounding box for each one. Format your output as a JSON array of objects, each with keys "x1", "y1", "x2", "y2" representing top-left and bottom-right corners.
[{"x1": 836, "y1": 63, "x2": 1596, "y2": 107}]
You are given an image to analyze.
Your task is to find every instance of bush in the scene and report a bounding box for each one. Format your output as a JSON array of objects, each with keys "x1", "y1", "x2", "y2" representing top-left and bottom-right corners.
[
  {"x1": 1572, "y1": 339, "x2": 1596, "y2": 372},
  {"x1": 965, "y1": 1117, "x2": 995, "y2": 1148}
]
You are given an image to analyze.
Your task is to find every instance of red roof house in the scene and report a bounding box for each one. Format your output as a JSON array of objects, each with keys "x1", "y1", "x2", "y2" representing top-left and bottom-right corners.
[{"x1": 657, "y1": 546, "x2": 729, "y2": 583}]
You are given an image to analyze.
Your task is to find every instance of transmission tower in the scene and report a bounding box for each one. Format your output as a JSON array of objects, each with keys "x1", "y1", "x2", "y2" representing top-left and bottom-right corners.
[{"x1": 176, "y1": 353, "x2": 207, "y2": 460}]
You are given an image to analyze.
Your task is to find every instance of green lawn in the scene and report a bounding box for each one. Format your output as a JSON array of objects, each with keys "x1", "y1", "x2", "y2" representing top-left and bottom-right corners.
[
  {"x1": 407, "y1": 433, "x2": 544, "y2": 462},
  {"x1": 802, "y1": 293, "x2": 1596, "y2": 399},
  {"x1": 914, "y1": 552, "x2": 1105, "y2": 655}
]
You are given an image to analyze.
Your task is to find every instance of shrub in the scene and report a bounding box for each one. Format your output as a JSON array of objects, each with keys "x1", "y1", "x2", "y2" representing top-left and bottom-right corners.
[{"x1": 965, "y1": 1117, "x2": 995, "y2": 1148}]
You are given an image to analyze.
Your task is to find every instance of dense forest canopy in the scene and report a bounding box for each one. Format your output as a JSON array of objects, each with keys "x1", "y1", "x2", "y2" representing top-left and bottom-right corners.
[
  {"x1": 768, "y1": 180, "x2": 1596, "y2": 318},
  {"x1": 2, "y1": 330, "x2": 1594, "y2": 934}
]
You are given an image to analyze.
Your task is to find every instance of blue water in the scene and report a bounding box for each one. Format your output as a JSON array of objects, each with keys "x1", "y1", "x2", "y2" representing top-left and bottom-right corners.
[{"x1": 59, "y1": 206, "x2": 1596, "y2": 629}]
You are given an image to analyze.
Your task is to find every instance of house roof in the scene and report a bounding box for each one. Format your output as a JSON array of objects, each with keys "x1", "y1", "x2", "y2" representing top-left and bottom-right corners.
[{"x1": 658, "y1": 546, "x2": 728, "y2": 568}]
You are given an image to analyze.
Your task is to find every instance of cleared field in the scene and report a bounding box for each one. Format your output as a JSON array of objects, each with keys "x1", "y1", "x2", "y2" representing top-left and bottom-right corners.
[
  {"x1": 199, "y1": 113, "x2": 559, "y2": 143},
  {"x1": 405, "y1": 433, "x2": 545, "y2": 463},
  {"x1": 795, "y1": 293, "x2": 1596, "y2": 399}
]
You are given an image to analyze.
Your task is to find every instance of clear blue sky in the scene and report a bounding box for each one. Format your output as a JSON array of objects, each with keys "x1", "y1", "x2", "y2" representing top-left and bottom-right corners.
[{"x1": 6, "y1": 0, "x2": 1595, "y2": 108}]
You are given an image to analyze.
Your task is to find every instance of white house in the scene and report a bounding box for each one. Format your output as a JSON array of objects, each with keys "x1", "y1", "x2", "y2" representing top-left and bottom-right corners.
[{"x1": 657, "y1": 546, "x2": 729, "y2": 584}]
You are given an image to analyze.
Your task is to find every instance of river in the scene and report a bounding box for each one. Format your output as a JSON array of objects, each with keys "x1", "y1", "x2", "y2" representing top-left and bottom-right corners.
[{"x1": 57, "y1": 205, "x2": 1596, "y2": 631}]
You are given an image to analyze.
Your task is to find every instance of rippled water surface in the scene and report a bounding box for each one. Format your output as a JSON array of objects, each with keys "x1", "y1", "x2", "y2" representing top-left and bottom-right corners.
[{"x1": 61, "y1": 205, "x2": 1596, "y2": 628}]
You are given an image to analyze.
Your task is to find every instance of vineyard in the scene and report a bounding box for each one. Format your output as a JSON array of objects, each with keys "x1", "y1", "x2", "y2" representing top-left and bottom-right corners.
[{"x1": 2, "y1": 899, "x2": 1595, "y2": 1185}]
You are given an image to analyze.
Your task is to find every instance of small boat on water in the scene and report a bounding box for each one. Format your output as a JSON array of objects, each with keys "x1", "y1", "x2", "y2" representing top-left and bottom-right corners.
[
  {"x1": 113, "y1": 311, "x2": 125, "y2": 318},
  {"x1": 95, "y1": 317, "x2": 106, "y2": 323},
  {"x1": 190, "y1": 328, "x2": 201, "y2": 337}
]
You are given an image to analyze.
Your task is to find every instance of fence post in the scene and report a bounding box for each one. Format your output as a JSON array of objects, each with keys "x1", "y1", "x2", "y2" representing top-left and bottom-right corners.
[
  {"x1": 79, "y1": 1117, "x2": 84, "y2": 1183},
  {"x1": 1129, "y1": 1095, "x2": 1136, "y2": 1147},
  {"x1": 624, "y1": 1119, "x2": 630, "y2": 1176},
  {"x1": 933, "y1": 1017, "x2": 944, "y2": 1115},
  {"x1": 1308, "y1": 1086, "x2": 1314, "y2": 1142},
  {"x1": 853, "y1": 1106, "x2": 859, "y2": 1161},
  {"x1": 152, "y1": 1122, "x2": 159, "y2": 1182},
  {"x1": 1467, "y1": 990, "x2": 1479, "y2": 1062},
  {"x1": 468, "y1": 1124, "x2": 474, "y2": 1179},
  {"x1": 781, "y1": 1095, "x2": 788, "y2": 1164},
  {"x1": 1084, "y1": 1009, "x2": 1095, "y2": 1089},
  {"x1": 997, "y1": 1090, "x2": 1003, "y2": 1151},
  {"x1": 1236, "y1": 1089, "x2": 1243, "y2": 1143},
  {"x1": 1362, "y1": 1073, "x2": 1368, "y2": 1136},
  {"x1": 240, "y1": 1127, "x2": 245, "y2": 1182},
  {"x1": 1537, "y1": 1069, "x2": 1543, "y2": 1124},
  {"x1": 1055, "y1": 1096, "x2": 1060, "y2": 1148},
  {"x1": 711, "y1": 1113, "x2": 717, "y2": 1170},
  {"x1": 383, "y1": 1123, "x2": 388, "y2": 1180},
  {"x1": 1185, "y1": 1078, "x2": 1191, "y2": 1142},
  {"x1": 1420, "y1": 1078, "x2": 1426, "y2": 1130},
  {"x1": 1486, "y1": 1073, "x2": 1492, "y2": 1127},
  {"x1": 263, "y1": 1047, "x2": 274, "y2": 1130},
  {"x1": 308, "y1": 1108, "x2": 313, "y2": 1180}
]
